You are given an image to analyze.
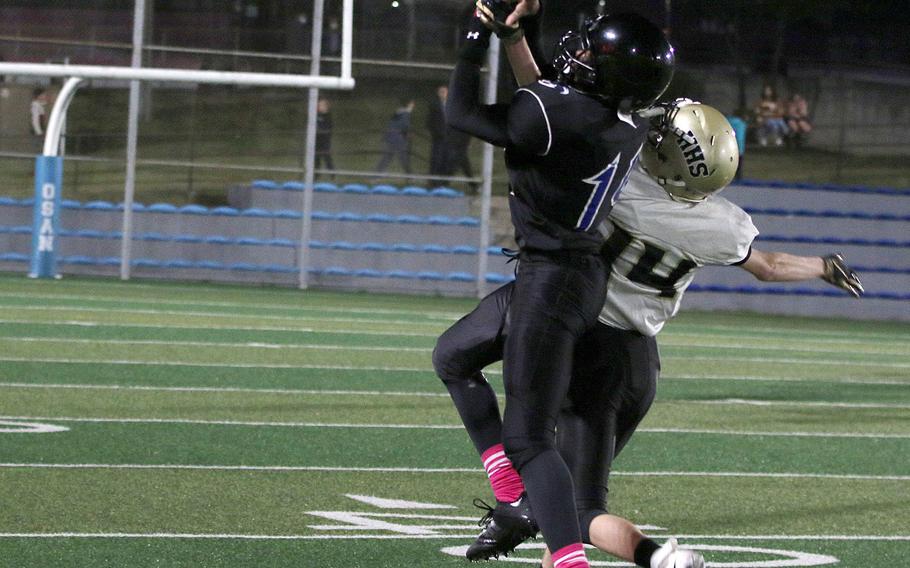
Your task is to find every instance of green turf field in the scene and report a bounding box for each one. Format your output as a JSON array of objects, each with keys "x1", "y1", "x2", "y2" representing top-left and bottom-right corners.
[{"x1": 0, "y1": 274, "x2": 907, "y2": 567}]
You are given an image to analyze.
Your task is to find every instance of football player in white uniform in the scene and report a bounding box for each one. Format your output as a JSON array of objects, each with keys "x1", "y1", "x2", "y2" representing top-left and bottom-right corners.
[{"x1": 434, "y1": 3, "x2": 863, "y2": 567}]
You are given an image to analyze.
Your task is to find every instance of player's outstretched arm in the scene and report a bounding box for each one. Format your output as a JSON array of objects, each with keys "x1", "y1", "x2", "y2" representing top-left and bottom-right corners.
[
  {"x1": 446, "y1": 6, "x2": 511, "y2": 147},
  {"x1": 740, "y1": 249, "x2": 864, "y2": 297}
]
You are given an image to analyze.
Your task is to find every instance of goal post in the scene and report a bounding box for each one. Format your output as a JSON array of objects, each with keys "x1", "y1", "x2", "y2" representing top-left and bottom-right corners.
[{"x1": 0, "y1": 0, "x2": 355, "y2": 283}]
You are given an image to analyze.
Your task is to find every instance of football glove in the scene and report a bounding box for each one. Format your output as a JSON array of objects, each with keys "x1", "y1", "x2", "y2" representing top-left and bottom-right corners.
[
  {"x1": 822, "y1": 253, "x2": 864, "y2": 298},
  {"x1": 475, "y1": 0, "x2": 524, "y2": 44}
]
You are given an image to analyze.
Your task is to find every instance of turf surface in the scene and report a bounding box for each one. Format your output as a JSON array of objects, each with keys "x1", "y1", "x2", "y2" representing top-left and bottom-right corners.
[{"x1": 0, "y1": 273, "x2": 907, "y2": 567}]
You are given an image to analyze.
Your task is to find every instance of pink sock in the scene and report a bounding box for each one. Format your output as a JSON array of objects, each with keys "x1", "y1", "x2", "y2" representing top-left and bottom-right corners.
[
  {"x1": 552, "y1": 543, "x2": 589, "y2": 568},
  {"x1": 481, "y1": 443, "x2": 525, "y2": 502}
]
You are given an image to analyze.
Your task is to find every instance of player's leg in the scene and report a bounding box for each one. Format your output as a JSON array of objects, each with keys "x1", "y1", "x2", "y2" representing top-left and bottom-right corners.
[{"x1": 501, "y1": 253, "x2": 606, "y2": 567}]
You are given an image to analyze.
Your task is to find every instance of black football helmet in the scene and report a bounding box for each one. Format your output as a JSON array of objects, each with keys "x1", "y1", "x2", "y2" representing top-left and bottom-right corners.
[{"x1": 552, "y1": 13, "x2": 675, "y2": 110}]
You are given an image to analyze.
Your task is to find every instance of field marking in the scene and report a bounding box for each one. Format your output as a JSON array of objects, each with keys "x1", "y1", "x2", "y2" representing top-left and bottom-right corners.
[
  {"x1": 2, "y1": 383, "x2": 908, "y2": 411},
  {"x1": 1, "y1": 413, "x2": 909, "y2": 439},
  {"x1": 0, "y1": 318, "x2": 441, "y2": 338},
  {"x1": 4, "y1": 335, "x2": 908, "y2": 359},
  {"x1": 0, "y1": 304, "x2": 449, "y2": 329},
  {"x1": 663, "y1": 375, "x2": 908, "y2": 386},
  {"x1": 0, "y1": 354, "x2": 906, "y2": 372},
  {"x1": 0, "y1": 531, "x2": 906, "y2": 541},
  {"x1": 1, "y1": 463, "x2": 908, "y2": 481},
  {"x1": 0, "y1": 291, "x2": 465, "y2": 320},
  {"x1": 0, "y1": 420, "x2": 69, "y2": 433},
  {"x1": 0, "y1": 336, "x2": 431, "y2": 353}
]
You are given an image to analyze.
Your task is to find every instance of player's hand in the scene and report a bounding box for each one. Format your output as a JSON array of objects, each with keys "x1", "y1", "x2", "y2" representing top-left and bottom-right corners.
[
  {"x1": 822, "y1": 253, "x2": 864, "y2": 298},
  {"x1": 504, "y1": 0, "x2": 540, "y2": 27},
  {"x1": 475, "y1": 0, "x2": 524, "y2": 44}
]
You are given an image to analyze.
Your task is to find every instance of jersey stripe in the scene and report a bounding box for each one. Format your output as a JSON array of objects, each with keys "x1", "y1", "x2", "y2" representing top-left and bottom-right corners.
[
  {"x1": 575, "y1": 153, "x2": 620, "y2": 231},
  {"x1": 516, "y1": 87, "x2": 552, "y2": 156}
]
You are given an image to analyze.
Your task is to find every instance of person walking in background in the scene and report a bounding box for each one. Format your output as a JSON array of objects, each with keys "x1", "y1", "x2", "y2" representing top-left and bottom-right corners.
[
  {"x1": 753, "y1": 84, "x2": 788, "y2": 147},
  {"x1": 427, "y1": 85, "x2": 451, "y2": 184},
  {"x1": 375, "y1": 97, "x2": 414, "y2": 174},
  {"x1": 30, "y1": 88, "x2": 48, "y2": 137},
  {"x1": 315, "y1": 97, "x2": 335, "y2": 173},
  {"x1": 785, "y1": 93, "x2": 812, "y2": 147}
]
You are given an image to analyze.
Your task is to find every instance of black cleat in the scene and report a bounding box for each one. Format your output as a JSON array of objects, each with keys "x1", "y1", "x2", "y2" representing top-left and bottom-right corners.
[{"x1": 465, "y1": 493, "x2": 539, "y2": 561}]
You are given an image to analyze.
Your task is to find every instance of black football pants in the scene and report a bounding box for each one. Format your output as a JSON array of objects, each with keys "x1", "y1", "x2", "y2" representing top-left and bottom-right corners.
[{"x1": 433, "y1": 268, "x2": 659, "y2": 544}]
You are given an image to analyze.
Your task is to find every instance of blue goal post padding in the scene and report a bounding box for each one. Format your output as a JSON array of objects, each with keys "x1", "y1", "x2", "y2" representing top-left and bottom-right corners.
[{"x1": 29, "y1": 155, "x2": 63, "y2": 279}]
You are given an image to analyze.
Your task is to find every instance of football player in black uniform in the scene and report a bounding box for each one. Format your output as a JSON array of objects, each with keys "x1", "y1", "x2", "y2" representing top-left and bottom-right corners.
[{"x1": 443, "y1": 3, "x2": 675, "y2": 567}]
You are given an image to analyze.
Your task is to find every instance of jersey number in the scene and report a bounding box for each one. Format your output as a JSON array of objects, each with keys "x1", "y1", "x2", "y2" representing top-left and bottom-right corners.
[
  {"x1": 575, "y1": 149, "x2": 641, "y2": 231},
  {"x1": 602, "y1": 225, "x2": 697, "y2": 298}
]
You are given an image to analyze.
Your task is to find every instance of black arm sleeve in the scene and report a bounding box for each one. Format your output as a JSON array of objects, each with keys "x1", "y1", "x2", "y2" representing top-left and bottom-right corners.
[
  {"x1": 521, "y1": 7, "x2": 555, "y2": 80},
  {"x1": 447, "y1": 58, "x2": 512, "y2": 147}
]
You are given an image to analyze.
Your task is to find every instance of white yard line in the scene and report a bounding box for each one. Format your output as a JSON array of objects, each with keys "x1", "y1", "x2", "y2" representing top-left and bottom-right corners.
[
  {"x1": 0, "y1": 412, "x2": 907, "y2": 438},
  {"x1": 4, "y1": 335, "x2": 907, "y2": 359},
  {"x1": 0, "y1": 531, "x2": 907, "y2": 541},
  {"x1": 0, "y1": 291, "x2": 465, "y2": 320},
  {"x1": 0, "y1": 305, "x2": 447, "y2": 328},
  {"x1": 0, "y1": 357, "x2": 439, "y2": 372},
  {"x1": 0, "y1": 318, "x2": 441, "y2": 338},
  {"x1": 0, "y1": 463, "x2": 907, "y2": 481},
  {"x1": 0, "y1": 383, "x2": 905, "y2": 410}
]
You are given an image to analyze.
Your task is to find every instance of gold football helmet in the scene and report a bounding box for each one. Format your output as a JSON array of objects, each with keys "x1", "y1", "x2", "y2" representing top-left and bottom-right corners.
[{"x1": 640, "y1": 100, "x2": 739, "y2": 202}]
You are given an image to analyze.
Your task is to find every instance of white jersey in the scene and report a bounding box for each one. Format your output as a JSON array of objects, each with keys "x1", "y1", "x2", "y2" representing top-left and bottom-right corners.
[{"x1": 598, "y1": 167, "x2": 759, "y2": 336}]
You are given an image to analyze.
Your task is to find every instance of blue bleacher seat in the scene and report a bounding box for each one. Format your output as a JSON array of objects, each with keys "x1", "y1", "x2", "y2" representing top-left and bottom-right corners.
[
  {"x1": 252, "y1": 179, "x2": 279, "y2": 190},
  {"x1": 147, "y1": 203, "x2": 178, "y2": 213},
  {"x1": 204, "y1": 236, "x2": 233, "y2": 245},
  {"x1": 263, "y1": 264, "x2": 297, "y2": 273},
  {"x1": 268, "y1": 238, "x2": 296, "y2": 247},
  {"x1": 324, "y1": 266, "x2": 353, "y2": 276},
  {"x1": 175, "y1": 234, "x2": 203, "y2": 243},
  {"x1": 337, "y1": 212, "x2": 364, "y2": 222},
  {"x1": 130, "y1": 258, "x2": 161, "y2": 268},
  {"x1": 84, "y1": 201, "x2": 116, "y2": 210},
  {"x1": 331, "y1": 241, "x2": 357, "y2": 250},
  {"x1": 241, "y1": 207, "x2": 272, "y2": 218},
  {"x1": 130, "y1": 203, "x2": 147, "y2": 212},
  {"x1": 309, "y1": 240, "x2": 327, "y2": 249},
  {"x1": 486, "y1": 273, "x2": 515, "y2": 284},
  {"x1": 366, "y1": 213, "x2": 395, "y2": 223},
  {"x1": 71, "y1": 229, "x2": 104, "y2": 239},
  {"x1": 417, "y1": 271, "x2": 444, "y2": 280},
  {"x1": 447, "y1": 272, "x2": 474, "y2": 282},
  {"x1": 195, "y1": 260, "x2": 225, "y2": 270},
  {"x1": 451, "y1": 245, "x2": 478, "y2": 254},
  {"x1": 228, "y1": 263, "x2": 259, "y2": 271},
  {"x1": 99, "y1": 257, "x2": 120, "y2": 266},
  {"x1": 486, "y1": 246, "x2": 504, "y2": 255},
  {"x1": 311, "y1": 211, "x2": 335, "y2": 220},
  {"x1": 430, "y1": 187, "x2": 463, "y2": 198},
  {"x1": 237, "y1": 237, "x2": 268, "y2": 246},
  {"x1": 61, "y1": 199, "x2": 81, "y2": 209},
  {"x1": 11, "y1": 226, "x2": 31, "y2": 234},
  {"x1": 427, "y1": 215, "x2": 453, "y2": 225},
  {"x1": 275, "y1": 209, "x2": 301, "y2": 219},
  {"x1": 314, "y1": 182, "x2": 340, "y2": 192},
  {"x1": 178, "y1": 204, "x2": 209, "y2": 215},
  {"x1": 281, "y1": 181, "x2": 305, "y2": 191},
  {"x1": 0, "y1": 197, "x2": 20, "y2": 206},
  {"x1": 139, "y1": 232, "x2": 168, "y2": 242},
  {"x1": 387, "y1": 270, "x2": 417, "y2": 279},
  {"x1": 0, "y1": 252, "x2": 29, "y2": 262},
  {"x1": 456, "y1": 217, "x2": 480, "y2": 226},
  {"x1": 402, "y1": 186, "x2": 429, "y2": 196},
  {"x1": 342, "y1": 183, "x2": 369, "y2": 194},
  {"x1": 355, "y1": 268, "x2": 383, "y2": 278},
  {"x1": 211, "y1": 206, "x2": 240, "y2": 216},
  {"x1": 18, "y1": 198, "x2": 34, "y2": 206},
  {"x1": 422, "y1": 244, "x2": 449, "y2": 254},
  {"x1": 391, "y1": 243, "x2": 418, "y2": 252},
  {"x1": 361, "y1": 242, "x2": 388, "y2": 251},
  {"x1": 164, "y1": 259, "x2": 193, "y2": 269},
  {"x1": 396, "y1": 214, "x2": 423, "y2": 224},
  {"x1": 370, "y1": 185, "x2": 398, "y2": 195}
]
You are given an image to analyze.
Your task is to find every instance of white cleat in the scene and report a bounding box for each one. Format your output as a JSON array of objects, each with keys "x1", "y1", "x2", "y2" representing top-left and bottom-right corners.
[{"x1": 650, "y1": 538, "x2": 705, "y2": 568}]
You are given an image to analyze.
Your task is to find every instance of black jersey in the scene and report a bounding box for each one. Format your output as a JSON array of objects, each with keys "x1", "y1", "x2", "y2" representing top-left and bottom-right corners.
[{"x1": 505, "y1": 80, "x2": 649, "y2": 252}]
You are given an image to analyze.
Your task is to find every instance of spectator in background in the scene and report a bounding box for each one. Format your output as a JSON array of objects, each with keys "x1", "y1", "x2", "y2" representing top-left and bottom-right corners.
[
  {"x1": 785, "y1": 93, "x2": 812, "y2": 147},
  {"x1": 30, "y1": 88, "x2": 48, "y2": 139},
  {"x1": 753, "y1": 84, "x2": 788, "y2": 147},
  {"x1": 375, "y1": 97, "x2": 415, "y2": 174},
  {"x1": 427, "y1": 85, "x2": 451, "y2": 184},
  {"x1": 726, "y1": 109, "x2": 747, "y2": 181},
  {"x1": 315, "y1": 97, "x2": 335, "y2": 174},
  {"x1": 286, "y1": 12, "x2": 311, "y2": 55},
  {"x1": 324, "y1": 16, "x2": 342, "y2": 57}
]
